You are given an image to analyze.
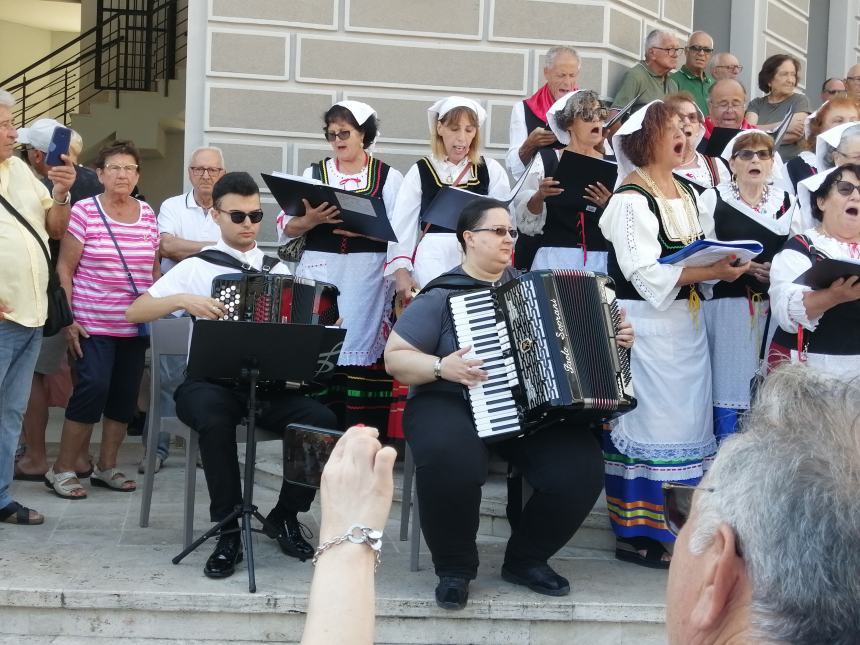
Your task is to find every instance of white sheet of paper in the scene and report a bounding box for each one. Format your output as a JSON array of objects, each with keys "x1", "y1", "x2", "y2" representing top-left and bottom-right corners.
[{"x1": 334, "y1": 192, "x2": 377, "y2": 217}]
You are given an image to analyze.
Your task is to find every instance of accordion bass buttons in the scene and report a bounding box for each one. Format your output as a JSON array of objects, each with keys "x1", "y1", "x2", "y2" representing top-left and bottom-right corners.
[{"x1": 518, "y1": 338, "x2": 534, "y2": 353}]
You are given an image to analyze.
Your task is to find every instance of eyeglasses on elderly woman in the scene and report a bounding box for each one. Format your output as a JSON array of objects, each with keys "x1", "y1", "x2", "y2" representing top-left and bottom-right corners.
[{"x1": 732, "y1": 149, "x2": 773, "y2": 161}]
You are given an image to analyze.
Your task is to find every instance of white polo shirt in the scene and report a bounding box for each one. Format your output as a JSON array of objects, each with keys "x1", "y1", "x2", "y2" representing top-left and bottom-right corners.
[
  {"x1": 158, "y1": 191, "x2": 222, "y2": 272},
  {"x1": 147, "y1": 239, "x2": 290, "y2": 313}
]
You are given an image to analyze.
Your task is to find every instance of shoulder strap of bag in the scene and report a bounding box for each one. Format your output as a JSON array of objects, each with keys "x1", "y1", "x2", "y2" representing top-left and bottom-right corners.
[
  {"x1": 92, "y1": 197, "x2": 140, "y2": 295},
  {"x1": 0, "y1": 193, "x2": 53, "y2": 272}
]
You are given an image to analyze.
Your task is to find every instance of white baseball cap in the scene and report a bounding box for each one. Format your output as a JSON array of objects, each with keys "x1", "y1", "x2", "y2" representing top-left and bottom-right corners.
[{"x1": 17, "y1": 118, "x2": 64, "y2": 152}]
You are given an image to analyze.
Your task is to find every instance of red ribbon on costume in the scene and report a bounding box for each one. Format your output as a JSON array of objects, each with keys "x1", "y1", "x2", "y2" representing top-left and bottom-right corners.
[{"x1": 578, "y1": 211, "x2": 588, "y2": 263}]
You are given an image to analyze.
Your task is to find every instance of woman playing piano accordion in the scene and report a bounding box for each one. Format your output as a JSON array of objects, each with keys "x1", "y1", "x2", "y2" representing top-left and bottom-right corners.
[
  {"x1": 276, "y1": 101, "x2": 404, "y2": 429},
  {"x1": 513, "y1": 89, "x2": 614, "y2": 272},
  {"x1": 598, "y1": 101, "x2": 748, "y2": 568},
  {"x1": 768, "y1": 164, "x2": 860, "y2": 378},
  {"x1": 699, "y1": 130, "x2": 798, "y2": 441},
  {"x1": 385, "y1": 97, "x2": 510, "y2": 303},
  {"x1": 384, "y1": 199, "x2": 633, "y2": 610}
]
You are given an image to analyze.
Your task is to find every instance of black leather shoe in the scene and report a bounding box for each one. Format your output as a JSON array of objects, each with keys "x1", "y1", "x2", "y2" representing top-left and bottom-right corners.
[
  {"x1": 435, "y1": 576, "x2": 469, "y2": 610},
  {"x1": 501, "y1": 561, "x2": 570, "y2": 596},
  {"x1": 264, "y1": 510, "x2": 314, "y2": 561},
  {"x1": 203, "y1": 533, "x2": 243, "y2": 579}
]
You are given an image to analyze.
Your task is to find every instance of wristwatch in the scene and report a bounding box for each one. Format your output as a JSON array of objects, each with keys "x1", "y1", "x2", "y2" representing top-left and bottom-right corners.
[{"x1": 52, "y1": 192, "x2": 71, "y2": 205}]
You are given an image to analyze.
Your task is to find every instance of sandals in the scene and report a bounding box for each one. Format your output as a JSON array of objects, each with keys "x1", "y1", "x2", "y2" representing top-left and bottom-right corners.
[
  {"x1": 44, "y1": 469, "x2": 88, "y2": 500},
  {"x1": 0, "y1": 501, "x2": 44, "y2": 525},
  {"x1": 615, "y1": 537, "x2": 671, "y2": 570},
  {"x1": 91, "y1": 466, "x2": 136, "y2": 492}
]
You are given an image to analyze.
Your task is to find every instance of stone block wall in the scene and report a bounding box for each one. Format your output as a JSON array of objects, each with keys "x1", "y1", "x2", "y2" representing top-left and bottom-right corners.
[{"x1": 185, "y1": 0, "x2": 695, "y2": 245}]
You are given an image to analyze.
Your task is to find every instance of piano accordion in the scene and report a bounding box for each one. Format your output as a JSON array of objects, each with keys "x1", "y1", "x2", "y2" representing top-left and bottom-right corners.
[
  {"x1": 212, "y1": 273, "x2": 340, "y2": 326},
  {"x1": 448, "y1": 269, "x2": 636, "y2": 441}
]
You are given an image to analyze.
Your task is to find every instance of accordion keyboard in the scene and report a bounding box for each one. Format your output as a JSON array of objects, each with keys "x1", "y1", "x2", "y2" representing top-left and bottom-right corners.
[{"x1": 449, "y1": 290, "x2": 522, "y2": 439}]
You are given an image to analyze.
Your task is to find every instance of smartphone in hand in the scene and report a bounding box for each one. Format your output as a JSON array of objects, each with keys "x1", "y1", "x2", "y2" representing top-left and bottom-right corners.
[
  {"x1": 45, "y1": 126, "x2": 72, "y2": 166},
  {"x1": 283, "y1": 423, "x2": 343, "y2": 489}
]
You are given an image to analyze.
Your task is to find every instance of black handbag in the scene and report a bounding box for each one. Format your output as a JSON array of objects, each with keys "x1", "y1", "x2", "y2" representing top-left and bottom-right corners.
[{"x1": 0, "y1": 193, "x2": 73, "y2": 336}]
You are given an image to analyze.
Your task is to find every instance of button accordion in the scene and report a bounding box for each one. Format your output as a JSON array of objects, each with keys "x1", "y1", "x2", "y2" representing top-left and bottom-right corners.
[
  {"x1": 448, "y1": 269, "x2": 636, "y2": 441},
  {"x1": 212, "y1": 273, "x2": 340, "y2": 326}
]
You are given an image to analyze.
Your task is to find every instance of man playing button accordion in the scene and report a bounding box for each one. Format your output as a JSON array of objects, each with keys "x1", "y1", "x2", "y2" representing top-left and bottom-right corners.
[{"x1": 127, "y1": 172, "x2": 336, "y2": 579}]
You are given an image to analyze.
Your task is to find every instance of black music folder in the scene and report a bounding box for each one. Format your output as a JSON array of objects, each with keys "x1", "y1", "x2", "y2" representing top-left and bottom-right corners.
[
  {"x1": 187, "y1": 320, "x2": 347, "y2": 383},
  {"x1": 698, "y1": 127, "x2": 742, "y2": 157},
  {"x1": 420, "y1": 157, "x2": 535, "y2": 231},
  {"x1": 545, "y1": 151, "x2": 618, "y2": 207},
  {"x1": 262, "y1": 172, "x2": 398, "y2": 242},
  {"x1": 794, "y1": 258, "x2": 860, "y2": 290},
  {"x1": 605, "y1": 91, "x2": 643, "y2": 129}
]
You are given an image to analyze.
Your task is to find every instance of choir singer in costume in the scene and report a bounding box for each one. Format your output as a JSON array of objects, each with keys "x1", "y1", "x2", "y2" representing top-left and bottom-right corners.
[
  {"x1": 384, "y1": 198, "x2": 634, "y2": 610},
  {"x1": 385, "y1": 97, "x2": 509, "y2": 303},
  {"x1": 127, "y1": 172, "x2": 336, "y2": 579},
  {"x1": 699, "y1": 130, "x2": 797, "y2": 441},
  {"x1": 664, "y1": 92, "x2": 729, "y2": 192},
  {"x1": 276, "y1": 101, "x2": 403, "y2": 430},
  {"x1": 513, "y1": 89, "x2": 614, "y2": 272},
  {"x1": 768, "y1": 164, "x2": 860, "y2": 378},
  {"x1": 598, "y1": 101, "x2": 748, "y2": 568}
]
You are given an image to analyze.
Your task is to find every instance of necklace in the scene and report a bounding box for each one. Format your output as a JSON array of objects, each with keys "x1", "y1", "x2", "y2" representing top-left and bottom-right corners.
[
  {"x1": 444, "y1": 157, "x2": 468, "y2": 183},
  {"x1": 730, "y1": 181, "x2": 771, "y2": 213},
  {"x1": 636, "y1": 168, "x2": 700, "y2": 245}
]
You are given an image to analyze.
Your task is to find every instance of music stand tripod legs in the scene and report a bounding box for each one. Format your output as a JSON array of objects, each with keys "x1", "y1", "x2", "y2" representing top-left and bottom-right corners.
[{"x1": 172, "y1": 366, "x2": 280, "y2": 593}]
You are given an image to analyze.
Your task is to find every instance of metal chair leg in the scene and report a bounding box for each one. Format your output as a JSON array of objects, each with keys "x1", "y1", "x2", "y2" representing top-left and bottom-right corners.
[{"x1": 400, "y1": 444, "x2": 414, "y2": 541}]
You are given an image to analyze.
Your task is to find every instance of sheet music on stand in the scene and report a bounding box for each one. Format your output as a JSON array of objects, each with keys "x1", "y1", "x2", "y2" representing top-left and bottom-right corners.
[
  {"x1": 262, "y1": 171, "x2": 398, "y2": 242},
  {"x1": 420, "y1": 156, "x2": 536, "y2": 231}
]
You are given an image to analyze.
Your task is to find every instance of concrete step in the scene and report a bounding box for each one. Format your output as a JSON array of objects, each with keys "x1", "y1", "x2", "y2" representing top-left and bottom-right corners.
[{"x1": 245, "y1": 445, "x2": 617, "y2": 554}]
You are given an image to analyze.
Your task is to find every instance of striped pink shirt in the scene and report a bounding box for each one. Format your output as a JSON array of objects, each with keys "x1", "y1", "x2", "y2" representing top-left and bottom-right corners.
[{"x1": 68, "y1": 196, "x2": 159, "y2": 337}]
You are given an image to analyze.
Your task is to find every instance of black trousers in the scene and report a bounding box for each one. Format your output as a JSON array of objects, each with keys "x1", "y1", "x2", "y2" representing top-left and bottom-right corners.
[
  {"x1": 404, "y1": 391, "x2": 604, "y2": 579},
  {"x1": 175, "y1": 378, "x2": 337, "y2": 523}
]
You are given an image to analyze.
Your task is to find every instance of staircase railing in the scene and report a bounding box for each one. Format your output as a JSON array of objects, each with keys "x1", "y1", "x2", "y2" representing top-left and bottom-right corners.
[{"x1": 0, "y1": 0, "x2": 186, "y2": 128}]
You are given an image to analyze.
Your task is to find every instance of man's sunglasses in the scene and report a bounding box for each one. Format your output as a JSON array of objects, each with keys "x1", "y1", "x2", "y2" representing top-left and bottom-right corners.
[
  {"x1": 662, "y1": 482, "x2": 714, "y2": 537},
  {"x1": 732, "y1": 149, "x2": 773, "y2": 161},
  {"x1": 217, "y1": 208, "x2": 265, "y2": 224},
  {"x1": 686, "y1": 45, "x2": 714, "y2": 54},
  {"x1": 471, "y1": 226, "x2": 519, "y2": 239}
]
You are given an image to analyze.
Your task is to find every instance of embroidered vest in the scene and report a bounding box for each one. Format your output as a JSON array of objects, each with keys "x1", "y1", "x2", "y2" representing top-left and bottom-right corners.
[
  {"x1": 417, "y1": 157, "x2": 490, "y2": 234},
  {"x1": 304, "y1": 157, "x2": 392, "y2": 254}
]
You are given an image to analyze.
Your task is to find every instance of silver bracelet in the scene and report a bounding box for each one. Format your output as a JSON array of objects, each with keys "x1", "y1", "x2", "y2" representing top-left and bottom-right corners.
[
  {"x1": 433, "y1": 356, "x2": 443, "y2": 380},
  {"x1": 52, "y1": 192, "x2": 70, "y2": 205},
  {"x1": 312, "y1": 524, "x2": 383, "y2": 571}
]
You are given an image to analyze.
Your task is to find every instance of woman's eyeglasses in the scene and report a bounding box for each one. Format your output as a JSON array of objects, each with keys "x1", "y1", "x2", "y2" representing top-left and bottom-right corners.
[
  {"x1": 470, "y1": 226, "x2": 519, "y2": 239},
  {"x1": 834, "y1": 180, "x2": 860, "y2": 196},
  {"x1": 578, "y1": 108, "x2": 609, "y2": 122},
  {"x1": 662, "y1": 482, "x2": 714, "y2": 537},
  {"x1": 103, "y1": 163, "x2": 139, "y2": 174},
  {"x1": 732, "y1": 149, "x2": 773, "y2": 161},
  {"x1": 217, "y1": 208, "x2": 265, "y2": 224},
  {"x1": 324, "y1": 130, "x2": 353, "y2": 142}
]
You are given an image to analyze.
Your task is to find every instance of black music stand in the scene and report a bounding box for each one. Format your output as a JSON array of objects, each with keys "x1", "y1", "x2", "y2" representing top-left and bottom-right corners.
[{"x1": 171, "y1": 320, "x2": 346, "y2": 593}]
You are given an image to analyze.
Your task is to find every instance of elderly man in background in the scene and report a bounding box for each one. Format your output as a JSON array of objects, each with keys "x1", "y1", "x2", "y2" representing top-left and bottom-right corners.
[
  {"x1": 703, "y1": 79, "x2": 752, "y2": 138},
  {"x1": 665, "y1": 364, "x2": 860, "y2": 644},
  {"x1": 0, "y1": 90, "x2": 75, "y2": 526},
  {"x1": 14, "y1": 118, "x2": 101, "y2": 481},
  {"x1": 157, "y1": 146, "x2": 226, "y2": 272},
  {"x1": 709, "y1": 52, "x2": 744, "y2": 81},
  {"x1": 821, "y1": 77, "x2": 847, "y2": 103},
  {"x1": 611, "y1": 30, "x2": 681, "y2": 110},
  {"x1": 506, "y1": 46, "x2": 580, "y2": 180},
  {"x1": 671, "y1": 31, "x2": 715, "y2": 115},
  {"x1": 844, "y1": 63, "x2": 860, "y2": 103}
]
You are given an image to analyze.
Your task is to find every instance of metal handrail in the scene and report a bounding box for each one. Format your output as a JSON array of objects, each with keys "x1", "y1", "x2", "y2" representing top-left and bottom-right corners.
[{"x1": 4, "y1": 0, "x2": 185, "y2": 126}]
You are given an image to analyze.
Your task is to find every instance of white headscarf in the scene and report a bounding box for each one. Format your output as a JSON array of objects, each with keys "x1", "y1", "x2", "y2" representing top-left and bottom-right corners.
[
  {"x1": 815, "y1": 120, "x2": 860, "y2": 170},
  {"x1": 719, "y1": 128, "x2": 786, "y2": 184},
  {"x1": 611, "y1": 100, "x2": 662, "y2": 188},
  {"x1": 796, "y1": 165, "x2": 839, "y2": 232},
  {"x1": 334, "y1": 100, "x2": 376, "y2": 126},
  {"x1": 427, "y1": 96, "x2": 487, "y2": 134},
  {"x1": 545, "y1": 90, "x2": 588, "y2": 145}
]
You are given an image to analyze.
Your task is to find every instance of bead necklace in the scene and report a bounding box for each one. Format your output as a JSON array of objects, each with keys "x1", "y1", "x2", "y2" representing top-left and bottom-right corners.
[
  {"x1": 636, "y1": 168, "x2": 701, "y2": 245},
  {"x1": 730, "y1": 181, "x2": 770, "y2": 213}
]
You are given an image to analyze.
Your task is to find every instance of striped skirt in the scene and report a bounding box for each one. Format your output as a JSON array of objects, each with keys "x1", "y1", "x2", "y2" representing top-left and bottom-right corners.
[
  {"x1": 603, "y1": 430, "x2": 715, "y2": 543},
  {"x1": 314, "y1": 361, "x2": 393, "y2": 434}
]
